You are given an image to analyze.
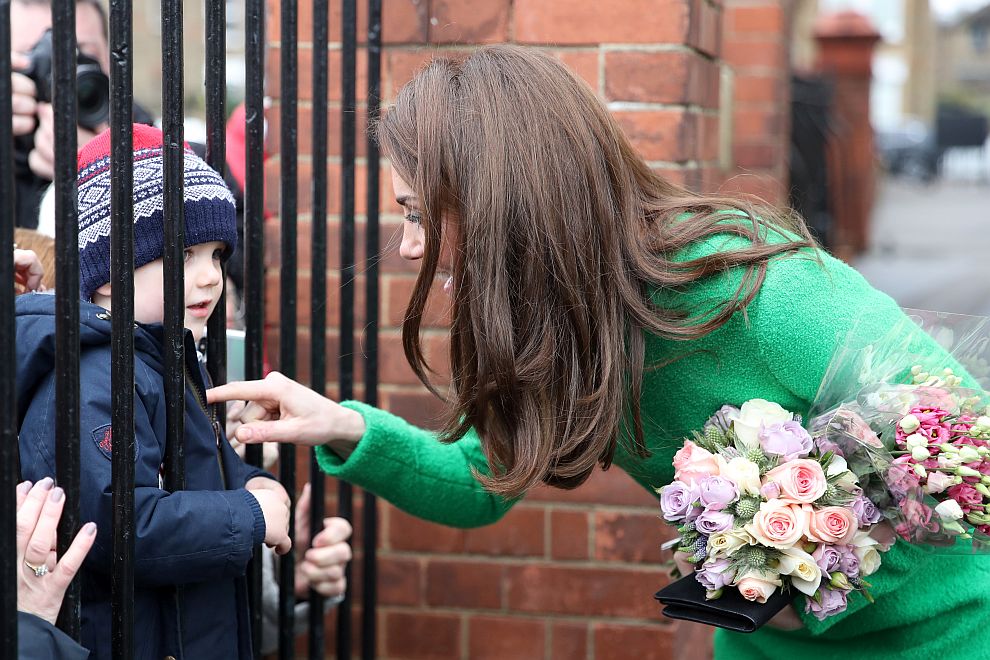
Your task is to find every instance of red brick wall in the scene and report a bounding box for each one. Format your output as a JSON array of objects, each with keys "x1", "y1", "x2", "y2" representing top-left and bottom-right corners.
[{"x1": 260, "y1": 1, "x2": 789, "y2": 657}]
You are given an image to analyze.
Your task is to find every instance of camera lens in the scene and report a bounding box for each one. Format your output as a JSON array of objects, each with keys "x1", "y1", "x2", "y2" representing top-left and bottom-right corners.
[{"x1": 76, "y1": 66, "x2": 110, "y2": 130}]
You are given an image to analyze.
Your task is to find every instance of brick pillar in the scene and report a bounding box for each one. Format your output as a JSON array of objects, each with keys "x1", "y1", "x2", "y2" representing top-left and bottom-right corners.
[
  {"x1": 261, "y1": 2, "x2": 737, "y2": 658},
  {"x1": 814, "y1": 11, "x2": 881, "y2": 260},
  {"x1": 720, "y1": 0, "x2": 792, "y2": 205}
]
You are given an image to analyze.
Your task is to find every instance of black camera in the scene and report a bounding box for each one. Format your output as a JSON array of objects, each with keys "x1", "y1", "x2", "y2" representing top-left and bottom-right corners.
[{"x1": 20, "y1": 28, "x2": 109, "y2": 130}]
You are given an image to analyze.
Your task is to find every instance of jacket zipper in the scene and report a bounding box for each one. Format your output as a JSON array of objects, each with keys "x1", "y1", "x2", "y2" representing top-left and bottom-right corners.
[{"x1": 184, "y1": 359, "x2": 228, "y2": 490}]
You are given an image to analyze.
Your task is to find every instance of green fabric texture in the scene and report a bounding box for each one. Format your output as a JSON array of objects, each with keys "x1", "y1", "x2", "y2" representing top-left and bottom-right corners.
[{"x1": 316, "y1": 225, "x2": 990, "y2": 659}]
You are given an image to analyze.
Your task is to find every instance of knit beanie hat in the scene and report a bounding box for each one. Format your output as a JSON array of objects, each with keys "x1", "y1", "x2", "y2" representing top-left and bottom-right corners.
[{"x1": 76, "y1": 123, "x2": 238, "y2": 301}]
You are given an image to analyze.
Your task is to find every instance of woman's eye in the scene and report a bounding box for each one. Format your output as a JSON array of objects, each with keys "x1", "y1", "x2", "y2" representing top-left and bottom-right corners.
[
  {"x1": 404, "y1": 211, "x2": 422, "y2": 225},
  {"x1": 213, "y1": 249, "x2": 223, "y2": 261},
  {"x1": 183, "y1": 249, "x2": 193, "y2": 261}
]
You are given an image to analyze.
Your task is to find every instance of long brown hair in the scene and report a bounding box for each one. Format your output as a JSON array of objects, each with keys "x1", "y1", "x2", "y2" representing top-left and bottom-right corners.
[{"x1": 376, "y1": 45, "x2": 815, "y2": 499}]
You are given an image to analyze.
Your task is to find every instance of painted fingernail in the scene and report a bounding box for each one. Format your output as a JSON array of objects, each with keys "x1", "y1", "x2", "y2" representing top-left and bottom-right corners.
[
  {"x1": 38, "y1": 477, "x2": 54, "y2": 490},
  {"x1": 82, "y1": 522, "x2": 97, "y2": 535},
  {"x1": 50, "y1": 487, "x2": 64, "y2": 502},
  {"x1": 16, "y1": 481, "x2": 32, "y2": 495}
]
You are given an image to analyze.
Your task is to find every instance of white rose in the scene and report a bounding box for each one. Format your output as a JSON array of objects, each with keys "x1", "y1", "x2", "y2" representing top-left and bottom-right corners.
[
  {"x1": 719, "y1": 456, "x2": 763, "y2": 496},
  {"x1": 728, "y1": 399, "x2": 793, "y2": 449},
  {"x1": 826, "y1": 455, "x2": 848, "y2": 478},
  {"x1": 853, "y1": 544, "x2": 882, "y2": 576},
  {"x1": 905, "y1": 433, "x2": 928, "y2": 450},
  {"x1": 776, "y1": 546, "x2": 823, "y2": 596},
  {"x1": 707, "y1": 528, "x2": 755, "y2": 558},
  {"x1": 935, "y1": 499, "x2": 965, "y2": 522},
  {"x1": 911, "y1": 446, "x2": 931, "y2": 461}
]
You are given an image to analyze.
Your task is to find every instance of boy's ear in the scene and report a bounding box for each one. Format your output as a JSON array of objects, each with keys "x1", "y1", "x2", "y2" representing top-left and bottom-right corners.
[{"x1": 94, "y1": 282, "x2": 112, "y2": 297}]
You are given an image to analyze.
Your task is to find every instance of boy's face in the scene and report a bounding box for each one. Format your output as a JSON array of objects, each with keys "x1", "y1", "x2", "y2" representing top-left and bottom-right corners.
[{"x1": 131, "y1": 241, "x2": 226, "y2": 341}]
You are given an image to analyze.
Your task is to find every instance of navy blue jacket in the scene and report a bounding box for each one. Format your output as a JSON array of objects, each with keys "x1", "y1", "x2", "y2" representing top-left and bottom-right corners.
[{"x1": 16, "y1": 293, "x2": 269, "y2": 660}]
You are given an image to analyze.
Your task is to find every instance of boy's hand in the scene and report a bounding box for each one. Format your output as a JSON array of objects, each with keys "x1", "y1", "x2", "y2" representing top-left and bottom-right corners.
[
  {"x1": 249, "y1": 488, "x2": 291, "y2": 555},
  {"x1": 292, "y1": 483, "x2": 352, "y2": 598}
]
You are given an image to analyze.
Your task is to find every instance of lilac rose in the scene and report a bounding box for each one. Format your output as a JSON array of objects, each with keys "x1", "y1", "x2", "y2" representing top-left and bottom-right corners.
[
  {"x1": 850, "y1": 495, "x2": 883, "y2": 526},
  {"x1": 812, "y1": 543, "x2": 842, "y2": 573},
  {"x1": 837, "y1": 545, "x2": 860, "y2": 578},
  {"x1": 759, "y1": 421, "x2": 814, "y2": 461},
  {"x1": 805, "y1": 587, "x2": 849, "y2": 621},
  {"x1": 696, "y1": 558, "x2": 736, "y2": 592},
  {"x1": 660, "y1": 481, "x2": 698, "y2": 522},
  {"x1": 698, "y1": 475, "x2": 739, "y2": 511},
  {"x1": 814, "y1": 436, "x2": 845, "y2": 458},
  {"x1": 695, "y1": 510, "x2": 735, "y2": 535}
]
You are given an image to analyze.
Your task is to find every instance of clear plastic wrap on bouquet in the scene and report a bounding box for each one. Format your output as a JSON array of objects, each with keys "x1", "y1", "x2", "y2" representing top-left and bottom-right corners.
[{"x1": 807, "y1": 309, "x2": 990, "y2": 554}]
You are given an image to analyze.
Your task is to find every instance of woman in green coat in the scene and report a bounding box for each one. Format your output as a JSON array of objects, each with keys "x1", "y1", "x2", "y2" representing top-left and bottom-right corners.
[{"x1": 209, "y1": 45, "x2": 990, "y2": 659}]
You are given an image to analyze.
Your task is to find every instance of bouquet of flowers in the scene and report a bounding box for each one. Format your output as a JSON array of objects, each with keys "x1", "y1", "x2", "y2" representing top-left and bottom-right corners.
[
  {"x1": 660, "y1": 399, "x2": 886, "y2": 621},
  {"x1": 656, "y1": 309, "x2": 990, "y2": 629}
]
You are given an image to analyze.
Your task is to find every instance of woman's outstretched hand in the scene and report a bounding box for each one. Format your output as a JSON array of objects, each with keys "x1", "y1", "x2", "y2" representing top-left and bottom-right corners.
[{"x1": 206, "y1": 371, "x2": 366, "y2": 452}]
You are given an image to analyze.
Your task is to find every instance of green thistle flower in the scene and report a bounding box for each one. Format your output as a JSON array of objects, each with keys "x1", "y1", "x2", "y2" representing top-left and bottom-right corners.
[
  {"x1": 734, "y1": 496, "x2": 761, "y2": 520},
  {"x1": 705, "y1": 425, "x2": 727, "y2": 449},
  {"x1": 743, "y1": 546, "x2": 767, "y2": 568}
]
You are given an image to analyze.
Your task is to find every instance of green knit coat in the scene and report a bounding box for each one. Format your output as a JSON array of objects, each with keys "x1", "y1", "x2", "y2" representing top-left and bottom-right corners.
[{"x1": 316, "y1": 230, "x2": 990, "y2": 660}]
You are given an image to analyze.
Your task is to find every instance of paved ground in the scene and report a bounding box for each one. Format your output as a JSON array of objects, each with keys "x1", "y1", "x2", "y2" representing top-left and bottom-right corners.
[{"x1": 853, "y1": 177, "x2": 990, "y2": 316}]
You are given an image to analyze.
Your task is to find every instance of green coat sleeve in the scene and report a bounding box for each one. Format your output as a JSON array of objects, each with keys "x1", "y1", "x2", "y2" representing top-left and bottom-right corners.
[
  {"x1": 750, "y1": 248, "x2": 980, "y2": 635},
  {"x1": 315, "y1": 401, "x2": 516, "y2": 528}
]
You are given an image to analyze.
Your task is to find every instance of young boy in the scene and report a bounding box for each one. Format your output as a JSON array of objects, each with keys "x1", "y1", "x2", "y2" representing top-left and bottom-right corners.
[{"x1": 15, "y1": 124, "x2": 290, "y2": 659}]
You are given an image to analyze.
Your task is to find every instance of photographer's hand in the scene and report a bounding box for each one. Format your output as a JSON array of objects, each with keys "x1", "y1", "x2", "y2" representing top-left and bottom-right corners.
[
  {"x1": 10, "y1": 52, "x2": 38, "y2": 137},
  {"x1": 30, "y1": 103, "x2": 105, "y2": 182}
]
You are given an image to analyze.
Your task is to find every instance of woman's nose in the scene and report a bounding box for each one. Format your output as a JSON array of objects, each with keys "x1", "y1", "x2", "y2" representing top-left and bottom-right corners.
[{"x1": 399, "y1": 222, "x2": 424, "y2": 261}]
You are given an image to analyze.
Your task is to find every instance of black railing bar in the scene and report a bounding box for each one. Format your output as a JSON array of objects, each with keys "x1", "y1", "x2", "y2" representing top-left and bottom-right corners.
[
  {"x1": 243, "y1": 0, "x2": 267, "y2": 654},
  {"x1": 0, "y1": 0, "x2": 18, "y2": 653},
  {"x1": 338, "y1": 0, "x2": 357, "y2": 658},
  {"x1": 277, "y1": 0, "x2": 299, "y2": 656},
  {"x1": 52, "y1": 0, "x2": 82, "y2": 640},
  {"x1": 204, "y1": 0, "x2": 228, "y2": 409},
  {"x1": 161, "y1": 0, "x2": 186, "y2": 495},
  {"x1": 307, "y1": 0, "x2": 330, "y2": 652},
  {"x1": 108, "y1": 0, "x2": 136, "y2": 654},
  {"x1": 361, "y1": 0, "x2": 382, "y2": 657}
]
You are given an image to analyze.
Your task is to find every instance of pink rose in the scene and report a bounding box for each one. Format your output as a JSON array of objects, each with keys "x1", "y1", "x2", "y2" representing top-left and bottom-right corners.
[
  {"x1": 746, "y1": 499, "x2": 809, "y2": 550},
  {"x1": 895, "y1": 499, "x2": 938, "y2": 541},
  {"x1": 807, "y1": 507, "x2": 857, "y2": 545},
  {"x1": 764, "y1": 459, "x2": 828, "y2": 504},
  {"x1": 673, "y1": 440, "x2": 720, "y2": 486},
  {"x1": 734, "y1": 571, "x2": 782, "y2": 604}
]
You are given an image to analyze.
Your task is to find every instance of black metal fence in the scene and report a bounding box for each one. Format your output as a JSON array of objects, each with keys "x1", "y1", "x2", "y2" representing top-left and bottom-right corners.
[{"x1": 0, "y1": 0, "x2": 382, "y2": 656}]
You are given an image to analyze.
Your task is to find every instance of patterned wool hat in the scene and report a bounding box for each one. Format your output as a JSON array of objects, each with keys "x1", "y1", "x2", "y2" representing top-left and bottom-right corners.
[{"x1": 76, "y1": 123, "x2": 237, "y2": 301}]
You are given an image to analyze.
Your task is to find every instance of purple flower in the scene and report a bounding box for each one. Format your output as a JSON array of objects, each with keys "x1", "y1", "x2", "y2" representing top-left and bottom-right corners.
[
  {"x1": 815, "y1": 436, "x2": 845, "y2": 458},
  {"x1": 804, "y1": 587, "x2": 849, "y2": 621},
  {"x1": 695, "y1": 510, "x2": 735, "y2": 535},
  {"x1": 660, "y1": 481, "x2": 698, "y2": 522},
  {"x1": 760, "y1": 481, "x2": 781, "y2": 500},
  {"x1": 705, "y1": 405, "x2": 740, "y2": 434},
  {"x1": 698, "y1": 476, "x2": 739, "y2": 511},
  {"x1": 812, "y1": 543, "x2": 842, "y2": 573},
  {"x1": 696, "y1": 558, "x2": 736, "y2": 592},
  {"x1": 760, "y1": 421, "x2": 814, "y2": 461},
  {"x1": 850, "y1": 495, "x2": 883, "y2": 526},
  {"x1": 836, "y1": 545, "x2": 860, "y2": 578}
]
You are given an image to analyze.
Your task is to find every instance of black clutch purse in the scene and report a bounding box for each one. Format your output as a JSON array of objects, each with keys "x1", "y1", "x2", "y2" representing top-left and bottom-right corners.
[{"x1": 654, "y1": 574, "x2": 792, "y2": 633}]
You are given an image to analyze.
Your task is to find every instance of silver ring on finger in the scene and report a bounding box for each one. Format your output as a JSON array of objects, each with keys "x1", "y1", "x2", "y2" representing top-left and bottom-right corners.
[{"x1": 24, "y1": 560, "x2": 49, "y2": 577}]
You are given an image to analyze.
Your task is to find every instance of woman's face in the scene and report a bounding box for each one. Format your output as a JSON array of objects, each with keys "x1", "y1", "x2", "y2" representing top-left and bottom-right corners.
[{"x1": 392, "y1": 168, "x2": 455, "y2": 294}]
